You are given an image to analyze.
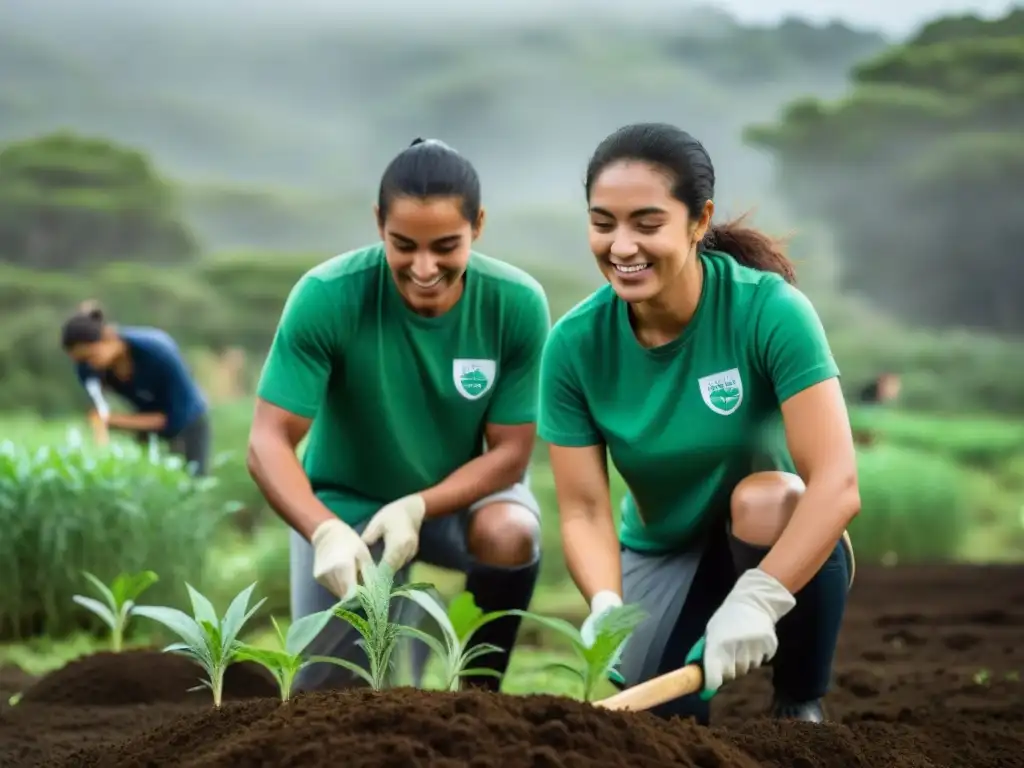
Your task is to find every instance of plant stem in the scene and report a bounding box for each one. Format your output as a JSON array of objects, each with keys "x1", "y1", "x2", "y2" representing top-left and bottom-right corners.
[
  {"x1": 112, "y1": 627, "x2": 123, "y2": 653},
  {"x1": 212, "y1": 671, "x2": 224, "y2": 708}
]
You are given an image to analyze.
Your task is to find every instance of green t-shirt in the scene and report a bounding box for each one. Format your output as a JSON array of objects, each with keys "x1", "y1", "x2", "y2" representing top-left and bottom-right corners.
[
  {"x1": 256, "y1": 243, "x2": 550, "y2": 525},
  {"x1": 537, "y1": 250, "x2": 839, "y2": 554}
]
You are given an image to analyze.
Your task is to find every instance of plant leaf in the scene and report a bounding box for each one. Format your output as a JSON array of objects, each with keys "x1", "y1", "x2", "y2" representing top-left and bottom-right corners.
[
  {"x1": 398, "y1": 590, "x2": 458, "y2": 649},
  {"x1": 508, "y1": 610, "x2": 585, "y2": 648},
  {"x1": 221, "y1": 583, "x2": 261, "y2": 649},
  {"x1": 72, "y1": 595, "x2": 118, "y2": 630},
  {"x1": 134, "y1": 605, "x2": 208, "y2": 650},
  {"x1": 308, "y1": 655, "x2": 376, "y2": 687},
  {"x1": 186, "y1": 583, "x2": 220, "y2": 628},
  {"x1": 446, "y1": 591, "x2": 483, "y2": 639},
  {"x1": 397, "y1": 624, "x2": 449, "y2": 660},
  {"x1": 333, "y1": 607, "x2": 372, "y2": 641},
  {"x1": 82, "y1": 571, "x2": 117, "y2": 610},
  {"x1": 543, "y1": 661, "x2": 586, "y2": 682},
  {"x1": 460, "y1": 642, "x2": 505, "y2": 666},
  {"x1": 456, "y1": 668, "x2": 504, "y2": 678},
  {"x1": 112, "y1": 571, "x2": 160, "y2": 604},
  {"x1": 285, "y1": 609, "x2": 334, "y2": 656}
]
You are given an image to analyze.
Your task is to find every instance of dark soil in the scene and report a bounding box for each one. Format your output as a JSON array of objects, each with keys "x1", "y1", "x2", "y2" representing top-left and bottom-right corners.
[{"x1": 1, "y1": 564, "x2": 1022, "y2": 767}]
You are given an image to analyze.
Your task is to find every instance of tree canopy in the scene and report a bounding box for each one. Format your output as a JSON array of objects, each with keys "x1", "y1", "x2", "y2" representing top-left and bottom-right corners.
[
  {"x1": 0, "y1": 132, "x2": 197, "y2": 270},
  {"x1": 746, "y1": 9, "x2": 1024, "y2": 335}
]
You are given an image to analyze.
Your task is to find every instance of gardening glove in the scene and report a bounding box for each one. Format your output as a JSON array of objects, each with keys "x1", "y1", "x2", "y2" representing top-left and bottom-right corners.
[
  {"x1": 687, "y1": 568, "x2": 796, "y2": 699},
  {"x1": 360, "y1": 493, "x2": 427, "y2": 572},
  {"x1": 311, "y1": 518, "x2": 374, "y2": 601},
  {"x1": 582, "y1": 590, "x2": 627, "y2": 686}
]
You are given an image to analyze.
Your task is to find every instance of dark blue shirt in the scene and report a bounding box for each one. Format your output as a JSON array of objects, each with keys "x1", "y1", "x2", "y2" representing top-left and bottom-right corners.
[{"x1": 76, "y1": 326, "x2": 207, "y2": 438}]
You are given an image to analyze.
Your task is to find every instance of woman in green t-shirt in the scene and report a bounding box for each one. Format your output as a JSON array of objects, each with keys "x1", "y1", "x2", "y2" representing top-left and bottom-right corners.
[{"x1": 538, "y1": 122, "x2": 858, "y2": 725}]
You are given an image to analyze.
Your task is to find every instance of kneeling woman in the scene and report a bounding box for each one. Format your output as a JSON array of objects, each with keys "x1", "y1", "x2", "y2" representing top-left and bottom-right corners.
[
  {"x1": 60, "y1": 302, "x2": 211, "y2": 476},
  {"x1": 538, "y1": 123, "x2": 858, "y2": 724}
]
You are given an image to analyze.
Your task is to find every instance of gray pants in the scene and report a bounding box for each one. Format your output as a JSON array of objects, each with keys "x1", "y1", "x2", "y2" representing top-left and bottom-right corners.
[
  {"x1": 290, "y1": 480, "x2": 541, "y2": 692},
  {"x1": 138, "y1": 412, "x2": 211, "y2": 477},
  {"x1": 617, "y1": 524, "x2": 856, "y2": 692}
]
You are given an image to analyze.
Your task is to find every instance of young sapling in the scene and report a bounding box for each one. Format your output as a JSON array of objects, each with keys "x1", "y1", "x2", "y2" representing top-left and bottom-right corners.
[
  {"x1": 515, "y1": 603, "x2": 647, "y2": 700},
  {"x1": 134, "y1": 582, "x2": 265, "y2": 707},
  {"x1": 234, "y1": 610, "x2": 336, "y2": 701},
  {"x1": 71, "y1": 570, "x2": 160, "y2": 652},
  {"x1": 316, "y1": 560, "x2": 434, "y2": 691},
  {"x1": 398, "y1": 590, "x2": 515, "y2": 691}
]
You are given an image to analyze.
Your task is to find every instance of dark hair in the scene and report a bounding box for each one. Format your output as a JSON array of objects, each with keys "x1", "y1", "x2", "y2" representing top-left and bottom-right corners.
[
  {"x1": 585, "y1": 123, "x2": 796, "y2": 284},
  {"x1": 376, "y1": 138, "x2": 482, "y2": 226},
  {"x1": 60, "y1": 300, "x2": 107, "y2": 349}
]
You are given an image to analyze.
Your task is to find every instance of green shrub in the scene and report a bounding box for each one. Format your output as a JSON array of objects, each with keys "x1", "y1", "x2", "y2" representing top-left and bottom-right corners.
[
  {"x1": 0, "y1": 428, "x2": 234, "y2": 640},
  {"x1": 850, "y1": 443, "x2": 976, "y2": 565},
  {"x1": 849, "y1": 406, "x2": 1024, "y2": 472}
]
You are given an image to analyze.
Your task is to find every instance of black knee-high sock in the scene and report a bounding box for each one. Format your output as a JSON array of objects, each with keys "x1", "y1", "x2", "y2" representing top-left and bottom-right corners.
[
  {"x1": 728, "y1": 533, "x2": 849, "y2": 702},
  {"x1": 460, "y1": 558, "x2": 540, "y2": 692}
]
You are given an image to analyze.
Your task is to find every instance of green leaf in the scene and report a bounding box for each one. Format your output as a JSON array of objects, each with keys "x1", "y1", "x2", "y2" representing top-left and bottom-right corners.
[
  {"x1": 82, "y1": 571, "x2": 117, "y2": 610},
  {"x1": 72, "y1": 595, "x2": 118, "y2": 630},
  {"x1": 397, "y1": 624, "x2": 449, "y2": 659},
  {"x1": 221, "y1": 582, "x2": 263, "y2": 649},
  {"x1": 447, "y1": 591, "x2": 483, "y2": 640},
  {"x1": 456, "y1": 668, "x2": 503, "y2": 678},
  {"x1": 509, "y1": 610, "x2": 585, "y2": 648},
  {"x1": 111, "y1": 571, "x2": 159, "y2": 604},
  {"x1": 308, "y1": 655, "x2": 376, "y2": 687},
  {"x1": 186, "y1": 583, "x2": 219, "y2": 627},
  {"x1": 134, "y1": 605, "x2": 208, "y2": 649},
  {"x1": 284, "y1": 609, "x2": 333, "y2": 656}
]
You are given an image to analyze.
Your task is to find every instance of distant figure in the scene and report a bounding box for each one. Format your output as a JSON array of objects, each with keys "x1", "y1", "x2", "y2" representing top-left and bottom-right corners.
[
  {"x1": 858, "y1": 372, "x2": 901, "y2": 405},
  {"x1": 60, "y1": 301, "x2": 211, "y2": 476}
]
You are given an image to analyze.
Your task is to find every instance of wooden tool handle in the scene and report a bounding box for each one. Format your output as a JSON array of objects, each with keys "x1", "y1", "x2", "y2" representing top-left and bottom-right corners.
[{"x1": 592, "y1": 663, "x2": 704, "y2": 712}]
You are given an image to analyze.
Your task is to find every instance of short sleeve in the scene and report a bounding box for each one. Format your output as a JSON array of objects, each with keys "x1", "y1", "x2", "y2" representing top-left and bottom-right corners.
[
  {"x1": 537, "y1": 326, "x2": 602, "y2": 447},
  {"x1": 754, "y1": 281, "x2": 840, "y2": 405},
  {"x1": 486, "y1": 286, "x2": 551, "y2": 425},
  {"x1": 256, "y1": 275, "x2": 339, "y2": 419}
]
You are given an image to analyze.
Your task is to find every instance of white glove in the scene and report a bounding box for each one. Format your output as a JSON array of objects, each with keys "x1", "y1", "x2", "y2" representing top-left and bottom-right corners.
[
  {"x1": 360, "y1": 493, "x2": 427, "y2": 571},
  {"x1": 311, "y1": 518, "x2": 373, "y2": 600},
  {"x1": 581, "y1": 590, "x2": 623, "y2": 647},
  {"x1": 702, "y1": 568, "x2": 796, "y2": 692}
]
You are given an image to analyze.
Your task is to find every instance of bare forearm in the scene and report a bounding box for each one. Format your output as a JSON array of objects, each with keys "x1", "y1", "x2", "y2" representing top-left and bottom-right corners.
[
  {"x1": 759, "y1": 476, "x2": 860, "y2": 593},
  {"x1": 246, "y1": 438, "x2": 336, "y2": 540},
  {"x1": 420, "y1": 444, "x2": 528, "y2": 519},
  {"x1": 107, "y1": 412, "x2": 167, "y2": 432},
  {"x1": 561, "y1": 513, "x2": 622, "y2": 604}
]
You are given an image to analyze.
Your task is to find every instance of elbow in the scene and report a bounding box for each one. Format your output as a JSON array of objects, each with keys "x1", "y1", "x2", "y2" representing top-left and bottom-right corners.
[
  {"x1": 245, "y1": 432, "x2": 265, "y2": 484},
  {"x1": 837, "y1": 472, "x2": 861, "y2": 525}
]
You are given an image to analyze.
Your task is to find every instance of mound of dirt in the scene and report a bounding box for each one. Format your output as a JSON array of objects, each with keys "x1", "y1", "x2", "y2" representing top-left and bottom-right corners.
[
  {"x1": 63, "y1": 688, "x2": 760, "y2": 768},
  {"x1": 17, "y1": 650, "x2": 278, "y2": 707},
  {"x1": 59, "y1": 686, "x2": 1024, "y2": 768}
]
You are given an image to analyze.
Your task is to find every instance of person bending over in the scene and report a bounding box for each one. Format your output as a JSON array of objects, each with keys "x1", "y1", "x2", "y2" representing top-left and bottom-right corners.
[
  {"x1": 538, "y1": 122, "x2": 858, "y2": 724},
  {"x1": 247, "y1": 138, "x2": 550, "y2": 694},
  {"x1": 60, "y1": 301, "x2": 211, "y2": 476}
]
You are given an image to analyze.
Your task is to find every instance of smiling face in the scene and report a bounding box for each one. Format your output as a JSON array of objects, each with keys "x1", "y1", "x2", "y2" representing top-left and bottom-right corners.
[
  {"x1": 587, "y1": 160, "x2": 712, "y2": 304},
  {"x1": 376, "y1": 195, "x2": 483, "y2": 317}
]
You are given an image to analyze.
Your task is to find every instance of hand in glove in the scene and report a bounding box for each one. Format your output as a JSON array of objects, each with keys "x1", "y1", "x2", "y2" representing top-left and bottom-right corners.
[
  {"x1": 581, "y1": 590, "x2": 627, "y2": 685},
  {"x1": 687, "y1": 567, "x2": 796, "y2": 699},
  {"x1": 311, "y1": 518, "x2": 374, "y2": 600},
  {"x1": 360, "y1": 493, "x2": 427, "y2": 571}
]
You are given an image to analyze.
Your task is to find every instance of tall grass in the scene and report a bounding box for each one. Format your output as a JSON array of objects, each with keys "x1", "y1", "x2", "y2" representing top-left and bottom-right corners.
[{"x1": 0, "y1": 427, "x2": 234, "y2": 640}]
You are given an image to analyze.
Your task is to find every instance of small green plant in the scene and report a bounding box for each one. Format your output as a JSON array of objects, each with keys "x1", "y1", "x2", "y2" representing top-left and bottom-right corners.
[
  {"x1": 234, "y1": 610, "x2": 337, "y2": 701},
  {"x1": 134, "y1": 582, "x2": 265, "y2": 707},
  {"x1": 515, "y1": 604, "x2": 647, "y2": 701},
  {"x1": 398, "y1": 590, "x2": 513, "y2": 691},
  {"x1": 321, "y1": 560, "x2": 434, "y2": 691},
  {"x1": 71, "y1": 570, "x2": 160, "y2": 652}
]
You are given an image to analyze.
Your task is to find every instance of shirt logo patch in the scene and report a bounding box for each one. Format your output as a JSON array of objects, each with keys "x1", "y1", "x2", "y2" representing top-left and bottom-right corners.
[
  {"x1": 453, "y1": 359, "x2": 497, "y2": 400},
  {"x1": 698, "y1": 368, "x2": 743, "y2": 415}
]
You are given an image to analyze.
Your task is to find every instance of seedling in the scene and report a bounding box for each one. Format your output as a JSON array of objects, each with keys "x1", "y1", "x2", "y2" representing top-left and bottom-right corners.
[
  {"x1": 71, "y1": 570, "x2": 160, "y2": 652},
  {"x1": 515, "y1": 603, "x2": 647, "y2": 700},
  {"x1": 234, "y1": 610, "x2": 336, "y2": 701},
  {"x1": 398, "y1": 590, "x2": 513, "y2": 691},
  {"x1": 134, "y1": 582, "x2": 265, "y2": 707},
  {"x1": 321, "y1": 560, "x2": 434, "y2": 691}
]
